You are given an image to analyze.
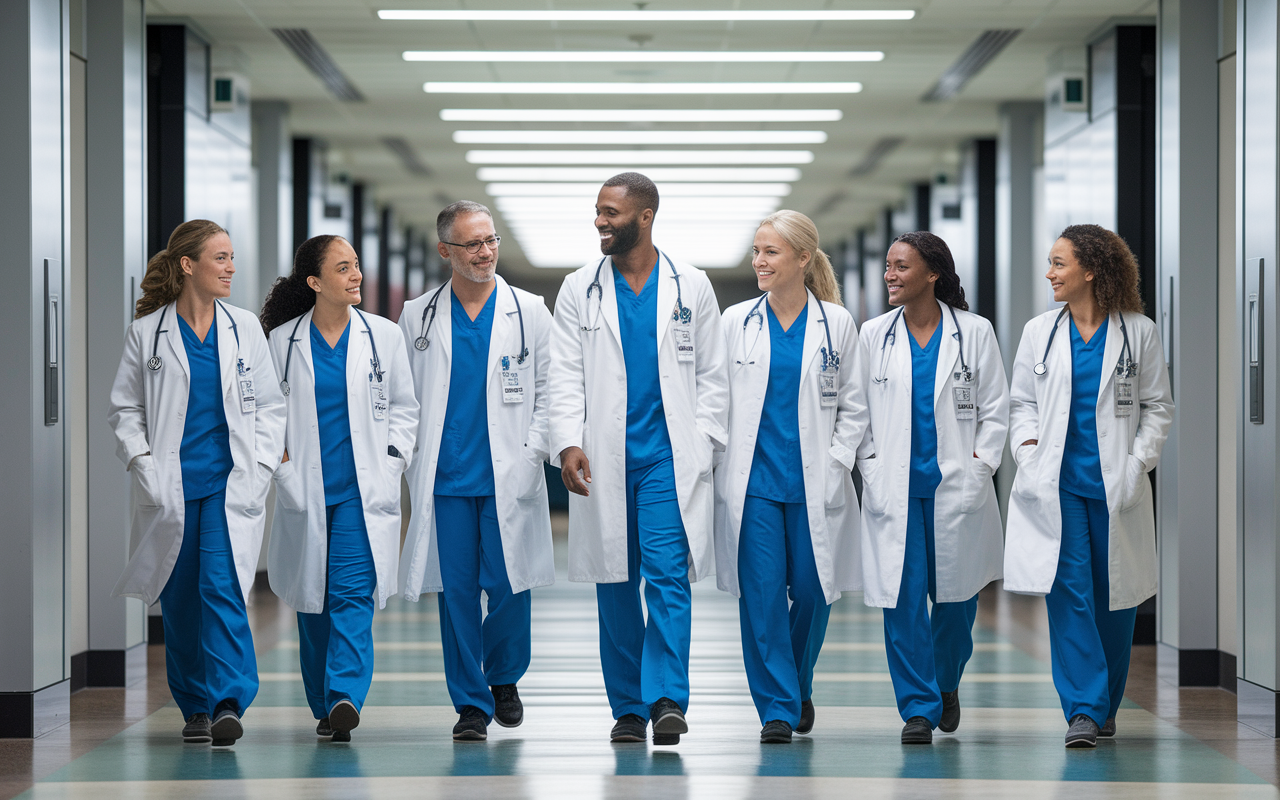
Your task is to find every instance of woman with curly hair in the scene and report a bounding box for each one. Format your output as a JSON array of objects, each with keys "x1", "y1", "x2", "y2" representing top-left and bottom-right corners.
[{"x1": 1004, "y1": 224, "x2": 1173, "y2": 748}]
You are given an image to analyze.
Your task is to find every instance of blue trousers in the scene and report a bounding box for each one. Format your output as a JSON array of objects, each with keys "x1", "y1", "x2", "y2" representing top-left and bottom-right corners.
[
  {"x1": 737, "y1": 496, "x2": 831, "y2": 727},
  {"x1": 882, "y1": 497, "x2": 978, "y2": 725},
  {"x1": 435, "y1": 494, "x2": 531, "y2": 721},
  {"x1": 297, "y1": 497, "x2": 377, "y2": 720},
  {"x1": 597, "y1": 457, "x2": 692, "y2": 719},
  {"x1": 1047, "y1": 489, "x2": 1137, "y2": 725},
  {"x1": 160, "y1": 488, "x2": 258, "y2": 720}
]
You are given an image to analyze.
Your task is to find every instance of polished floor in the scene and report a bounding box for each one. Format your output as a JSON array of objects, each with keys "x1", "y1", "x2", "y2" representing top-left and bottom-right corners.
[{"x1": 3, "y1": 515, "x2": 1278, "y2": 799}]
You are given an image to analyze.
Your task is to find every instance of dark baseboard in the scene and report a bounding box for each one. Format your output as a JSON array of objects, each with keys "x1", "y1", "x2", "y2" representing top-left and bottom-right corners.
[
  {"x1": 85, "y1": 642, "x2": 147, "y2": 688},
  {"x1": 1157, "y1": 644, "x2": 1238, "y2": 688},
  {"x1": 69, "y1": 651, "x2": 88, "y2": 693},
  {"x1": 1220, "y1": 652, "x2": 1238, "y2": 693},
  {"x1": 0, "y1": 679, "x2": 70, "y2": 738},
  {"x1": 1133, "y1": 611, "x2": 1156, "y2": 645},
  {"x1": 1239, "y1": 678, "x2": 1280, "y2": 737},
  {"x1": 147, "y1": 613, "x2": 164, "y2": 645}
]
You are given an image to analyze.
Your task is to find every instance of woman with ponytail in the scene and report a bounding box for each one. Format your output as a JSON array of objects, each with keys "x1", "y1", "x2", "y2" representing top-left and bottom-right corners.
[
  {"x1": 107, "y1": 220, "x2": 286, "y2": 747},
  {"x1": 855, "y1": 231, "x2": 1008, "y2": 744},
  {"x1": 713, "y1": 210, "x2": 867, "y2": 743},
  {"x1": 261, "y1": 235, "x2": 418, "y2": 742}
]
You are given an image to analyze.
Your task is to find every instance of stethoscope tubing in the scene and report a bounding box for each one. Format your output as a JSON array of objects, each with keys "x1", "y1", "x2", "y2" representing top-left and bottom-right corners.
[
  {"x1": 737, "y1": 293, "x2": 835, "y2": 369},
  {"x1": 148, "y1": 300, "x2": 240, "y2": 373},
  {"x1": 278, "y1": 306, "x2": 383, "y2": 397},
  {"x1": 584, "y1": 248, "x2": 686, "y2": 331},
  {"x1": 873, "y1": 304, "x2": 968, "y2": 384},
  {"x1": 414, "y1": 281, "x2": 527, "y2": 363},
  {"x1": 1033, "y1": 306, "x2": 1133, "y2": 378}
]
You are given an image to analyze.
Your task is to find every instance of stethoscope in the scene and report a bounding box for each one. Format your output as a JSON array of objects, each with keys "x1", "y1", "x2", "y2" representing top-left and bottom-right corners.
[
  {"x1": 582, "y1": 249, "x2": 688, "y2": 332},
  {"x1": 279, "y1": 307, "x2": 383, "y2": 397},
  {"x1": 413, "y1": 282, "x2": 528, "y2": 364},
  {"x1": 736, "y1": 294, "x2": 839, "y2": 371},
  {"x1": 147, "y1": 300, "x2": 243, "y2": 374},
  {"x1": 873, "y1": 305, "x2": 969, "y2": 385},
  {"x1": 1033, "y1": 306, "x2": 1135, "y2": 378}
]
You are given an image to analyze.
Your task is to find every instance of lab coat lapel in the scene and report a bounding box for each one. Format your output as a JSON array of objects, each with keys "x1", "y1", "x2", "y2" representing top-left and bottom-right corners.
[
  {"x1": 934, "y1": 299, "x2": 959, "y2": 406},
  {"x1": 889, "y1": 309, "x2": 911, "y2": 386},
  {"x1": 345, "y1": 305, "x2": 371, "y2": 393},
  {"x1": 215, "y1": 302, "x2": 238, "y2": 400},
  {"x1": 655, "y1": 250, "x2": 676, "y2": 348},
  {"x1": 1097, "y1": 311, "x2": 1122, "y2": 406},
  {"x1": 487, "y1": 275, "x2": 516, "y2": 383},
  {"x1": 293, "y1": 308, "x2": 316, "y2": 384},
  {"x1": 600, "y1": 258, "x2": 624, "y2": 353},
  {"x1": 162, "y1": 303, "x2": 191, "y2": 380},
  {"x1": 800, "y1": 290, "x2": 825, "y2": 378},
  {"x1": 436, "y1": 279, "x2": 455, "y2": 363}
]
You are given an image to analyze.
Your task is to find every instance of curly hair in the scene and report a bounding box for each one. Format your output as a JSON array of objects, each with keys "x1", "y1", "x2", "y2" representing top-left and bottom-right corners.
[
  {"x1": 890, "y1": 231, "x2": 969, "y2": 311},
  {"x1": 135, "y1": 220, "x2": 228, "y2": 318},
  {"x1": 259, "y1": 235, "x2": 343, "y2": 333},
  {"x1": 1056, "y1": 224, "x2": 1144, "y2": 314}
]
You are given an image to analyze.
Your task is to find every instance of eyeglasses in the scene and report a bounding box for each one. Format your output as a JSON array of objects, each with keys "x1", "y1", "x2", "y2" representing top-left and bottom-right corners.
[{"x1": 441, "y1": 235, "x2": 501, "y2": 254}]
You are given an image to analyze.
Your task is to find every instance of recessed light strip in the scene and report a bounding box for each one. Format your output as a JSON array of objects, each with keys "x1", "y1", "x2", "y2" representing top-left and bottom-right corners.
[
  {"x1": 486, "y1": 182, "x2": 792, "y2": 197},
  {"x1": 469, "y1": 150, "x2": 813, "y2": 165},
  {"x1": 381, "y1": 10, "x2": 915, "y2": 22},
  {"x1": 478, "y1": 167, "x2": 801, "y2": 182},
  {"x1": 426, "y1": 82, "x2": 862, "y2": 95},
  {"x1": 405, "y1": 50, "x2": 883, "y2": 62},
  {"x1": 442, "y1": 109, "x2": 843, "y2": 122},
  {"x1": 456, "y1": 131, "x2": 827, "y2": 145}
]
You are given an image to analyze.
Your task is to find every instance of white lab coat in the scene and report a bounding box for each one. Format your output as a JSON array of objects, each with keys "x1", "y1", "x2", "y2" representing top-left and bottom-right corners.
[
  {"x1": 548, "y1": 252, "x2": 730, "y2": 583},
  {"x1": 713, "y1": 291, "x2": 867, "y2": 604},
  {"x1": 266, "y1": 306, "x2": 419, "y2": 614},
  {"x1": 397, "y1": 275, "x2": 555, "y2": 600},
  {"x1": 856, "y1": 301, "x2": 1010, "y2": 608},
  {"x1": 1003, "y1": 309, "x2": 1173, "y2": 609},
  {"x1": 107, "y1": 301, "x2": 287, "y2": 606}
]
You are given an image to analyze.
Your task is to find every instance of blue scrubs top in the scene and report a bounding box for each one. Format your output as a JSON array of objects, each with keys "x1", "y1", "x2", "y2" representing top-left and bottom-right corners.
[
  {"x1": 177, "y1": 316, "x2": 233, "y2": 501},
  {"x1": 746, "y1": 303, "x2": 807, "y2": 503},
  {"x1": 908, "y1": 323, "x2": 943, "y2": 498},
  {"x1": 435, "y1": 288, "x2": 497, "y2": 497},
  {"x1": 1060, "y1": 317, "x2": 1108, "y2": 500},
  {"x1": 311, "y1": 321, "x2": 361, "y2": 506},
  {"x1": 615, "y1": 258, "x2": 673, "y2": 470}
]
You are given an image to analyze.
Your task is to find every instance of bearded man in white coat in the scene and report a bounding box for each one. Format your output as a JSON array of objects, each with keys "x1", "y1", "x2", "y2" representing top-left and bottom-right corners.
[{"x1": 549, "y1": 172, "x2": 729, "y2": 745}]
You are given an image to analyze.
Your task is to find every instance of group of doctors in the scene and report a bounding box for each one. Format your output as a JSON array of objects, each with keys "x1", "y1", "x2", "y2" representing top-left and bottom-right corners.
[{"x1": 107, "y1": 170, "x2": 1171, "y2": 754}]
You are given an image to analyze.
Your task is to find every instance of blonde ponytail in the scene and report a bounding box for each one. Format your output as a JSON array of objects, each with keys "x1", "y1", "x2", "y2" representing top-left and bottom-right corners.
[
  {"x1": 758, "y1": 210, "x2": 842, "y2": 305},
  {"x1": 135, "y1": 219, "x2": 227, "y2": 318}
]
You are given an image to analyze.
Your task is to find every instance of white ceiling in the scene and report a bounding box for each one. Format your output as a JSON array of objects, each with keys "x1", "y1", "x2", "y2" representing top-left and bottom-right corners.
[{"x1": 148, "y1": 0, "x2": 1157, "y2": 276}]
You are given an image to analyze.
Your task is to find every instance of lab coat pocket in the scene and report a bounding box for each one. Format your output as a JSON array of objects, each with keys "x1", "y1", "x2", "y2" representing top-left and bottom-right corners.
[
  {"x1": 857, "y1": 457, "x2": 888, "y2": 516},
  {"x1": 383, "y1": 455, "x2": 407, "y2": 512},
  {"x1": 131, "y1": 455, "x2": 161, "y2": 508},
  {"x1": 960, "y1": 457, "x2": 993, "y2": 513},
  {"x1": 1012, "y1": 444, "x2": 1039, "y2": 501},
  {"x1": 273, "y1": 460, "x2": 305, "y2": 512},
  {"x1": 824, "y1": 456, "x2": 850, "y2": 508},
  {"x1": 517, "y1": 451, "x2": 547, "y2": 501},
  {"x1": 1120, "y1": 455, "x2": 1148, "y2": 511}
]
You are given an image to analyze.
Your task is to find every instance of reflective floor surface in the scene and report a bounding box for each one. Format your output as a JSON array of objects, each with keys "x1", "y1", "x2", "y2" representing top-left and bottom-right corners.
[{"x1": 4, "y1": 515, "x2": 1277, "y2": 799}]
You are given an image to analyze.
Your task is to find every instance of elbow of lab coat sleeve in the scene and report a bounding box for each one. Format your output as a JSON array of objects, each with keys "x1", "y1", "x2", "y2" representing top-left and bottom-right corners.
[{"x1": 693, "y1": 276, "x2": 730, "y2": 449}]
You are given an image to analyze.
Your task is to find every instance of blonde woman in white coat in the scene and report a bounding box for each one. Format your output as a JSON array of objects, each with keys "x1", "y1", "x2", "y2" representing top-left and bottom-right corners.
[
  {"x1": 260, "y1": 235, "x2": 419, "y2": 743},
  {"x1": 108, "y1": 219, "x2": 286, "y2": 747},
  {"x1": 1004, "y1": 225, "x2": 1172, "y2": 748},
  {"x1": 857, "y1": 231, "x2": 1008, "y2": 745},
  {"x1": 714, "y1": 211, "x2": 867, "y2": 744}
]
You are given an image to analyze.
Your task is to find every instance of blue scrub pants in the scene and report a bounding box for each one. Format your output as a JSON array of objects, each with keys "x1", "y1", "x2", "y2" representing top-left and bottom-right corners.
[
  {"x1": 435, "y1": 494, "x2": 531, "y2": 722},
  {"x1": 597, "y1": 457, "x2": 692, "y2": 719},
  {"x1": 296, "y1": 497, "x2": 377, "y2": 720},
  {"x1": 882, "y1": 497, "x2": 978, "y2": 726},
  {"x1": 1046, "y1": 489, "x2": 1137, "y2": 725},
  {"x1": 160, "y1": 488, "x2": 258, "y2": 720},
  {"x1": 737, "y1": 496, "x2": 831, "y2": 727}
]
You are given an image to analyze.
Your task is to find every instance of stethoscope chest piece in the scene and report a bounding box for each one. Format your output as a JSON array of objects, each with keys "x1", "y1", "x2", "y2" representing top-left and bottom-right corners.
[
  {"x1": 1033, "y1": 362, "x2": 1047, "y2": 376},
  {"x1": 414, "y1": 336, "x2": 428, "y2": 351},
  {"x1": 147, "y1": 356, "x2": 162, "y2": 371},
  {"x1": 280, "y1": 380, "x2": 290, "y2": 397}
]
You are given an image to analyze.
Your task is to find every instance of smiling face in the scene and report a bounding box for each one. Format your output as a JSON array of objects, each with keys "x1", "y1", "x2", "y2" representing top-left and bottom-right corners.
[
  {"x1": 595, "y1": 184, "x2": 650, "y2": 256},
  {"x1": 752, "y1": 223, "x2": 809, "y2": 295},
  {"x1": 884, "y1": 241, "x2": 936, "y2": 307},
  {"x1": 438, "y1": 211, "x2": 499, "y2": 284},
  {"x1": 307, "y1": 238, "x2": 362, "y2": 308},
  {"x1": 180, "y1": 231, "x2": 234, "y2": 301},
  {"x1": 1046, "y1": 237, "x2": 1094, "y2": 306}
]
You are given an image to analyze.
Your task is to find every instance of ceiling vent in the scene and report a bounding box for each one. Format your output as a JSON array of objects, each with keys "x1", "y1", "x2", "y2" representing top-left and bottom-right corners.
[
  {"x1": 848, "y1": 137, "x2": 904, "y2": 177},
  {"x1": 271, "y1": 28, "x2": 365, "y2": 102},
  {"x1": 921, "y1": 29, "x2": 1021, "y2": 102},
  {"x1": 382, "y1": 137, "x2": 433, "y2": 177}
]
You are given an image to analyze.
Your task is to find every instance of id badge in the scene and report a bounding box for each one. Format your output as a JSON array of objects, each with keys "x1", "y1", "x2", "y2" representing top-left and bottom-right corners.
[
  {"x1": 952, "y1": 370, "x2": 976, "y2": 420},
  {"x1": 369, "y1": 377, "x2": 389, "y2": 421},
  {"x1": 501, "y1": 355, "x2": 526, "y2": 404},
  {"x1": 674, "y1": 323, "x2": 695, "y2": 363},
  {"x1": 1114, "y1": 379, "x2": 1134, "y2": 417},
  {"x1": 236, "y1": 360, "x2": 255, "y2": 413},
  {"x1": 819, "y1": 369, "x2": 838, "y2": 407}
]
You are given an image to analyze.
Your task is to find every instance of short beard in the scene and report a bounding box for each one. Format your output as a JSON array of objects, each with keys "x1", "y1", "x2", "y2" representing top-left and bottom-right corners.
[
  {"x1": 600, "y1": 217, "x2": 641, "y2": 256},
  {"x1": 452, "y1": 257, "x2": 496, "y2": 284}
]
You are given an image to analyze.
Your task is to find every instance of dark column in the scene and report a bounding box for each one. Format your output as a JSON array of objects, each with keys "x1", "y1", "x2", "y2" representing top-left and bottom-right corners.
[
  {"x1": 291, "y1": 137, "x2": 312, "y2": 253},
  {"x1": 975, "y1": 138, "x2": 998, "y2": 324}
]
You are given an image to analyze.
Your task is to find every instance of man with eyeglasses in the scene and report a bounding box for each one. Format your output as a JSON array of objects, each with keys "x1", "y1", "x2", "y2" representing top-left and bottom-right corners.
[
  {"x1": 398, "y1": 200, "x2": 555, "y2": 742},
  {"x1": 548, "y1": 173, "x2": 729, "y2": 744}
]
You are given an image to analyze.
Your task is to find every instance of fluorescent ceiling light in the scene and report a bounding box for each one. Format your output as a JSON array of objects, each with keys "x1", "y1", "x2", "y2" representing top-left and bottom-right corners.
[
  {"x1": 495, "y1": 198, "x2": 782, "y2": 216},
  {"x1": 486, "y1": 182, "x2": 792, "y2": 197},
  {"x1": 455, "y1": 131, "x2": 827, "y2": 145},
  {"x1": 478, "y1": 167, "x2": 801, "y2": 182},
  {"x1": 468, "y1": 150, "x2": 814, "y2": 165},
  {"x1": 405, "y1": 50, "x2": 882, "y2": 62},
  {"x1": 427, "y1": 81, "x2": 861, "y2": 94},
  {"x1": 381, "y1": 10, "x2": 915, "y2": 22},
  {"x1": 442, "y1": 109, "x2": 843, "y2": 122}
]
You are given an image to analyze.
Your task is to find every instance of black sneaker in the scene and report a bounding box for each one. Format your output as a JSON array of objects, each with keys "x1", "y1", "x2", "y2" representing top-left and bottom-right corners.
[
  {"x1": 610, "y1": 714, "x2": 647, "y2": 743},
  {"x1": 796, "y1": 699, "x2": 815, "y2": 735},
  {"x1": 1065, "y1": 714, "x2": 1099, "y2": 748},
  {"x1": 939, "y1": 690, "x2": 960, "y2": 733},
  {"x1": 316, "y1": 717, "x2": 333, "y2": 737},
  {"x1": 650, "y1": 697, "x2": 688, "y2": 745},
  {"x1": 329, "y1": 699, "x2": 360, "y2": 735},
  {"x1": 182, "y1": 713, "x2": 211, "y2": 744},
  {"x1": 1099, "y1": 717, "x2": 1116, "y2": 737},
  {"x1": 901, "y1": 716, "x2": 933, "y2": 744},
  {"x1": 453, "y1": 705, "x2": 488, "y2": 741},
  {"x1": 491, "y1": 684, "x2": 523, "y2": 728},
  {"x1": 210, "y1": 702, "x2": 243, "y2": 747},
  {"x1": 760, "y1": 719, "x2": 792, "y2": 744},
  {"x1": 331, "y1": 730, "x2": 351, "y2": 743}
]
